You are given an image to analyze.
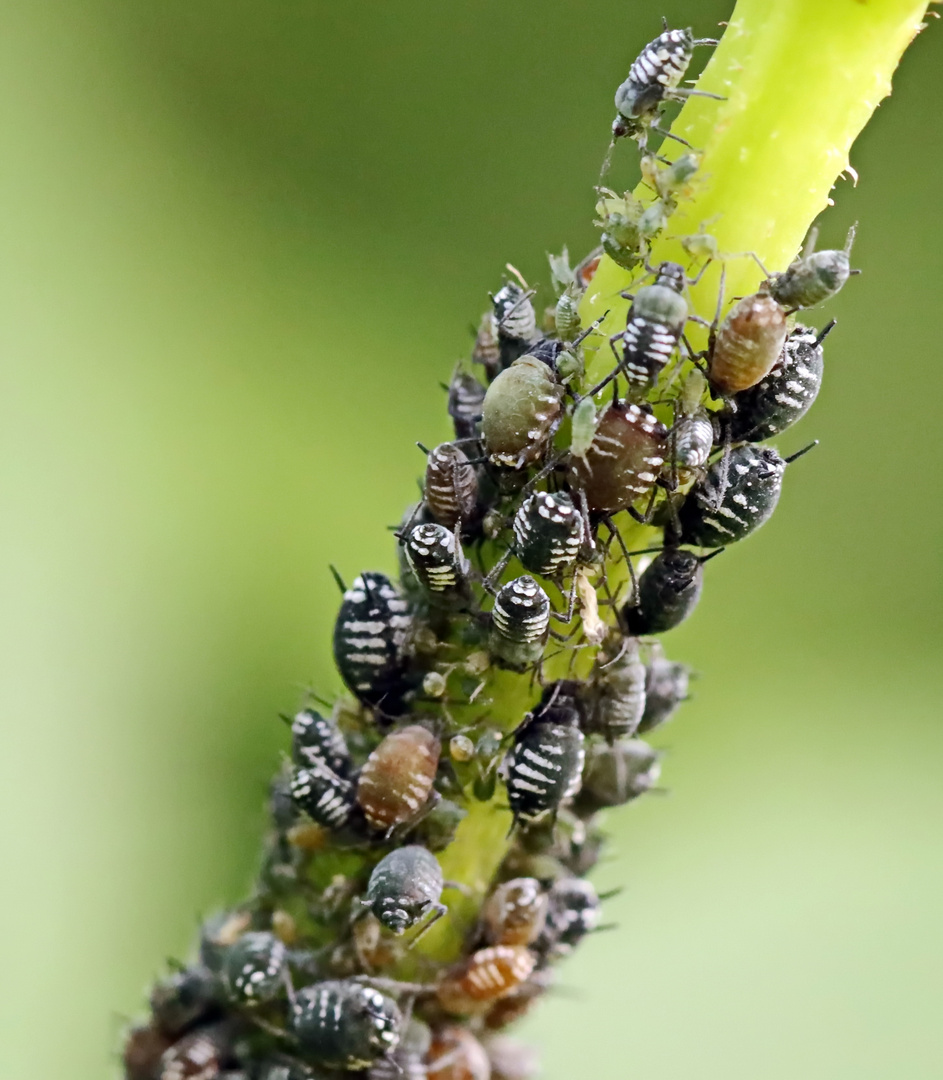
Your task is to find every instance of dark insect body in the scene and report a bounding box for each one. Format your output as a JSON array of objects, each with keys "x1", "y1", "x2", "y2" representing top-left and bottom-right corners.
[
  {"x1": 504, "y1": 703, "x2": 585, "y2": 827},
  {"x1": 576, "y1": 739, "x2": 661, "y2": 813},
  {"x1": 512, "y1": 491, "x2": 583, "y2": 578},
  {"x1": 291, "y1": 760, "x2": 356, "y2": 830},
  {"x1": 368, "y1": 1020, "x2": 431, "y2": 1080},
  {"x1": 568, "y1": 401, "x2": 668, "y2": 514},
  {"x1": 291, "y1": 708, "x2": 351, "y2": 777},
  {"x1": 404, "y1": 524, "x2": 472, "y2": 606},
  {"x1": 727, "y1": 323, "x2": 830, "y2": 442},
  {"x1": 639, "y1": 652, "x2": 691, "y2": 733},
  {"x1": 424, "y1": 443, "x2": 480, "y2": 529},
  {"x1": 539, "y1": 878, "x2": 601, "y2": 958},
  {"x1": 290, "y1": 981, "x2": 402, "y2": 1070},
  {"x1": 472, "y1": 312, "x2": 501, "y2": 382},
  {"x1": 612, "y1": 262, "x2": 689, "y2": 390},
  {"x1": 364, "y1": 845, "x2": 446, "y2": 934},
  {"x1": 482, "y1": 877, "x2": 548, "y2": 947},
  {"x1": 489, "y1": 576, "x2": 551, "y2": 671},
  {"x1": 491, "y1": 281, "x2": 538, "y2": 370},
  {"x1": 623, "y1": 547, "x2": 714, "y2": 635},
  {"x1": 357, "y1": 725, "x2": 441, "y2": 832},
  {"x1": 481, "y1": 357, "x2": 564, "y2": 469},
  {"x1": 437, "y1": 945, "x2": 537, "y2": 1015},
  {"x1": 768, "y1": 225, "x2": 856, "y2": 309},
  {"x1": 586, "y1": 637, "x2": 647, "y2": 742},
  {"x1": 612, "y1": 27, "x2": 718, "y2": 142},
  {"x1": 427, "y1": 1026, "x2": 492, "y2": 1080},
  {"x1": 333, "y1": 573, "x2": 412, "y2": 712},
  {"x1": 149, "y1": 966, "x2": 222, "y2": 1039},
  {"x1": 221, "y1": 931, "x2": 287, "y2": 1004},
  {"x1": 448, "y1": 370, "x2": 486, "y2": 441},
  {"x1": 709, "y1": 289, "x2": 788, "y2": 396},
  {"x1": 679, "y1": 444, "x2": 795, "y2": 547}
]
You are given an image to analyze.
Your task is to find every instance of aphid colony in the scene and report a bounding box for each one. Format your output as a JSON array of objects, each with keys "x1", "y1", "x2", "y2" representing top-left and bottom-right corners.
[{"x1": 125, "y1": 19, "x2": 854, "y2": 1080}]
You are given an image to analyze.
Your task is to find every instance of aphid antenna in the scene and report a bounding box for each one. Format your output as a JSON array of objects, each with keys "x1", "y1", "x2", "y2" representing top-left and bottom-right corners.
[
  {"x1": 599, "y1": 514, "x2": 640, "y2": 606},
  {"x1": 596, "y1": 885, "x2": 624, "y2": 901},
  {"x1": 329, "y1": 565, "x2": 347, "y2": 593},
  {"x1": 405, "y1": 904, "x2": 448, "y2": 950},
  {"x1": 783, "y1": 440, "x2": 819, "y2": 465}
]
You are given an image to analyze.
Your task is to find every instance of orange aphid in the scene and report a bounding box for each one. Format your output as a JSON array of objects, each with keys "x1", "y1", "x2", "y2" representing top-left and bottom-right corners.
[{"x1": 357, "y1": 725, "x2": 440, "y2": 831}]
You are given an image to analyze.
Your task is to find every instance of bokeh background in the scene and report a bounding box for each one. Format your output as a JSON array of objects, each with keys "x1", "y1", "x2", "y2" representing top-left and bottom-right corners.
[{"x1": 2, "y1": 1, "x2": 942, "y2": 1077}]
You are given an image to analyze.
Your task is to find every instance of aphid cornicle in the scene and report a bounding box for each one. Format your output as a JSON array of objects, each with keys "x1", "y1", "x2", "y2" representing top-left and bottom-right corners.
[
  {"x1": 482, "y1": 877, "x2": 548, "y2": 947},
  {"x1": 404, "y1": 523, "x2": 472, "y2": 607},
  {"x1": 679, "y1": 443, "x2": 807, "y2": 547},
  {"x1": 727, "y1": 323, "x2": 831, "y2": 442},
  {"x1": 504, "y1": 702, "x2": 585, "y2": 828},
  {"x1": 568, "y1": 401, "x2": 668, "y2": 514},
  {"x1": 539, "y1": 878, "x2": 601, "y2": 958},
  {"x1": 708, "y1": 288, "x2": 788, "y2": 396},
  {"x1": 491, "y1": 280, "x2": 539, "y2": 370},
  {"x1": 363, "y1": 845, "x2": 446, "y2": 935},
  {"x1": 612, "y1": 262, "x2": 690, "y2": 391},
  {"x1": 436, "y1": 945, "x2": 537, "y2": 1015},
  {"x1": 424, "y1": 443, "x2": 480, "y2": 529},
  {"x1": 356, "y1": 724, "x2": 441, "y2": 832},
  {"x1": 221, "y1": 931, "x2": 288, "y2": 1004},
  {"x1": 586, "y1": 637, "x2": 647, "y2": 743},
  {"x1": 512, "y1": 491, "x2": 583, "y2": 578},
  {"x1": 290, "y1": 981, "x2": 403, "y2": 1070},
  {"x1": 333, "y1": 572, "x2": 413, "y2": 712},
  {"x1": 489, "y1": 576, "x2": 551, "y2": 671},
  {"x1": 448, "y1": 369, "x2": 486, "y2": 442},
  {"x1": 481, "y1": 356, "x2": 564, "y2": 469},
  {"x1": 623, "y1": 547, "x2": 715, "y2": 635},
  {"x1": 427, "y1": 1026, "x2": 492, "y2": 1080},
  {"x1": 291, "y1": 707, "x2": 351, "y2": 777},
  {"x1": 639, "y1": 651, "x2": 691, "y2": 733},
  {"x1": 767, "y1": 225, "x2": 856, "y2": 309},
  {"x1": 612, "y1": 26, "x2": 718, "y2": 142},
  {"x1": 576, "y1": 738, "x2": 661, "y2": 813},
  {"x1": 290, "y1": 759, "x2": 357, "y2": 830}
]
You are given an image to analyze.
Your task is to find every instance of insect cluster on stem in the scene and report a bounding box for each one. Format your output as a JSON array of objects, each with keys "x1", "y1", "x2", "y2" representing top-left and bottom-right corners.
[{"x1": 124, "y1": 18, "x2": 857, "y2": 1080}]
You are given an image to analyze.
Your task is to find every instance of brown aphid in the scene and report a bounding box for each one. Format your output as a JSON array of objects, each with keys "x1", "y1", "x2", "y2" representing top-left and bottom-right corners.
[
  {"x1": 709, "y1": 288, "x2": 788, "y2": 396},
  {"x1": 160, "y1": 1030, "x2": 223, "y2": 1080},
  {"x1": 437, "y1": 945, "x2": 536, "y2": 1015},
  {"x1": 425, "y1": 443, "x2": 480, "y2": 528},
  {"x1": 357, "y1": 724, "x2": 441, "y2": 831},
  {"x1": 481, "y1": 356, "x2": 564, "y2": 469},
  {"x1": 124, "y1": 1024, "x2": 172, "y2": 1080},
  {"x1": 428, "y1": 1026, "x2": 492, "y2": 1080},
  {"x1": 568, "y1": 401, "x2": 668, "y2": 514},
  {"x1": 482, "y1": 878, "x2": 548, "y2": 947}
]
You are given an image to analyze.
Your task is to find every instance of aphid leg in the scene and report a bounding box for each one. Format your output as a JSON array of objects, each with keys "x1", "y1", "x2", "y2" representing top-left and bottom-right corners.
[
  {"x1": 627, "y1": 484, "x2": 659, "y2": 525},
  {"x1": 600, "y1": 514, "x2": 640, "y2": 607},
  {"x1": 406, "y1": 904, "x2": 448, "y2": 950},
  {"x1": 550, "y1": 574, "x2": 580, "y2": 625},
  {"x1": 481, "y1": 549, "x2": 513, "y2": 594},
  {"x1": 710, "y1": 427, "x2": 732, "y2": 510},
  {"x1": 667, "y1": 87, "x2": 726, "y2": 103},
  {"x1": 650, "y1": 124, "x2": 695, "y2": 150}
]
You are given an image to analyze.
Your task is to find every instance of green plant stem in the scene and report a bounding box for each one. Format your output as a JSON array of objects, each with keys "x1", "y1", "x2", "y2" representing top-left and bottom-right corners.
[{"x1": 423, "y1": 0, "x2": 930, "y2": 966}]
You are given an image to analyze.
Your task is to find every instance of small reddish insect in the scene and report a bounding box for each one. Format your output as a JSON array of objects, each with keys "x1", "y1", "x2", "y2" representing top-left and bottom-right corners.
[
  {"x1": 436, "y1": 945, "x2": 537, "y2": 1015},
  {"x1": 357, "y1": 725, "x2": 441, "y2": 832},
  {"x1": 482, "y1": 878, "x2": 548, "y2": 947},
  {"x1": 424, "y1": 443, "x2": 479, "y2": 529},
  {"x1": 427, "y1": 1026, "x2": 492, "y2": 1080},
  {"x1": 709, "y1": 287, "x2": 788, "y2": 396},
  {"x1": 568, "y1": 401, "x2": 668, "y2": 514}
]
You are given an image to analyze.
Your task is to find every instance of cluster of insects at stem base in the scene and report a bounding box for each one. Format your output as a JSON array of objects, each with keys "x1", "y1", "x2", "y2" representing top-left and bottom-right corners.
[{"x1": 124, "y1": 18, "x2": 857, "y2": 1080}]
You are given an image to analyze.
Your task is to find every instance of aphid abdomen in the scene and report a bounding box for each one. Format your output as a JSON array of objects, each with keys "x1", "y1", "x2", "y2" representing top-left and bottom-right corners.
[
  {"x1": 575, "y1": 738, "x2": 661, "y2": 813},
  {"x1": 291, "y1": 981, "x2": 402, "y2": 1070},
  {"x1": 290, "y1": 760, "x2": 357, "y2": 830},
  {"x1": 679, "y1": 444, "x2": 786, "y2": 546},
  {"x1": 709, "y1": 290, "x2": 788, "y2": 396},
  {"x1": 448, "y1": 370, "x2": 486, "y2": 441},
  {"x1": 538, "y1": 878, "x2": 601, "y2": 958},
  {"x1": 588, "y1": 637, "x2": 647, "y2": 742},
  {"x1": 672, "y1": 411, "x2": 714, "y2": 471},
  {"x1": 481, "y1": 357, "x2": 564, "y2": 469},
  {"x1": 221, "y1": 931, "x2": 287, "y2": 1004},
  {"x1": 425, "y1": 443, "x2": 479, "y2": 528},
  {"x1": 624, "y1": 548, "x2": 705, "y2": 634},
  {"x1": 728, "y1": 324, "x2": 825, "y2": 441},
  {"x1": 404, "y1": 523, "x2": 472, "y2": 607},
  {"x1": 482, "y1": 877, "x2": 549, "y2": 947},
  {"x1": 291, "y1": 707, "x2": 351, "y2": 776},
  {"x1": 489, "y1": 576, "x2": 551, "y2": 671},
  {"x1": 639, "y1": 652, "x2": 691, "y2": 733},
  {"x1": 505, "y1": 706, "x2": 585, "y2": 826},
  {"x1": 568, "y1": 402, "x2": 668, "y2": 514},
  {"x1": 333, "y1": 572, "x2": 413, "y2": 711},
  {"x1": 436, "y1": 945, "x2": 537, "y2": 1015},
  {"x1": 512, "y1": 491, "x2": 583, "y2": 578},
  {"x1": 620, "y1": 282, "x2": 688, "y2": 388},
  {"x1": 356, "y1": 725, "x2": 441, "y2": 831}
]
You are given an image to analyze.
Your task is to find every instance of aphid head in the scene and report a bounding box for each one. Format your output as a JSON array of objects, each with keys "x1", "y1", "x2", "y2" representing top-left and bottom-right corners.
[{"x1": 655, "y1": 261, "x2": 686, "y2": 292}]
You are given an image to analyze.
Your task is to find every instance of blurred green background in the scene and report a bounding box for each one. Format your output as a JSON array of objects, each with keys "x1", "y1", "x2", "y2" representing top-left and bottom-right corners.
[{"x1": 2, "y1": 1, "x2": 941, "y2": 1077}]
